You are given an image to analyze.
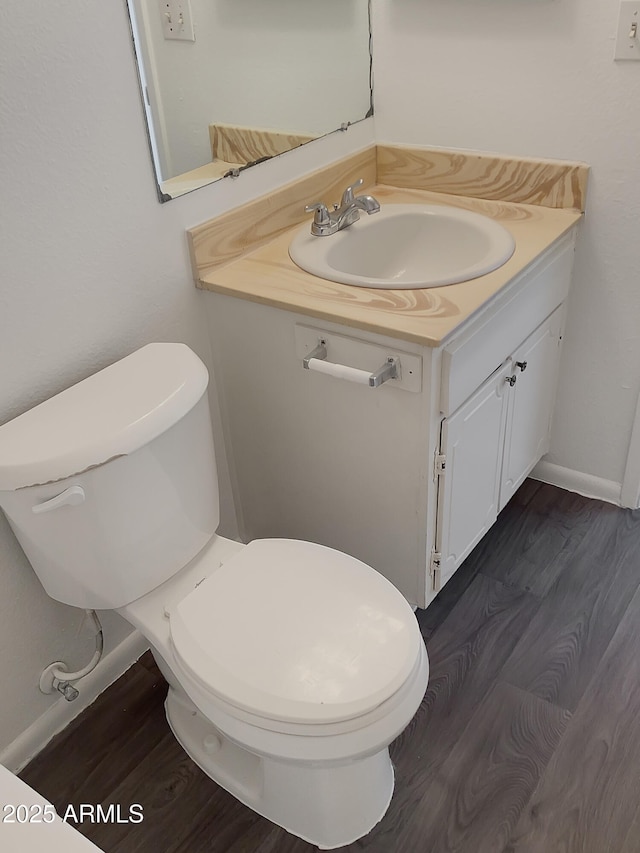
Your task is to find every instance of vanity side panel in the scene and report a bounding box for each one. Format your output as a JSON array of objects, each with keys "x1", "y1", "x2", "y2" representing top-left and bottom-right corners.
[{"x1": 205, "y1": 293, "x2": 434, "y2": 606}]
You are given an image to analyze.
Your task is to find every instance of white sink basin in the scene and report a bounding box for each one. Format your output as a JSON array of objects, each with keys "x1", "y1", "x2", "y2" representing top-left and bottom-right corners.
[{"x1": 288, "y1": 203, "x2": 516, "y2": 289}]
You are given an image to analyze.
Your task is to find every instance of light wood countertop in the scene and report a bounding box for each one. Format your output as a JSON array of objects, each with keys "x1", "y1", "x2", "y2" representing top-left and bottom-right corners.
[{"x1": 196, "y1": 184, "x2": 582, "y2": 347}]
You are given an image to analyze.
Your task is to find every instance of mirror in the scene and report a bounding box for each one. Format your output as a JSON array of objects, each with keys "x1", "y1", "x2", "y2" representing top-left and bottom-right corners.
[{"x1": 126, "y1": 0, "x2": 373, "y2": 201}]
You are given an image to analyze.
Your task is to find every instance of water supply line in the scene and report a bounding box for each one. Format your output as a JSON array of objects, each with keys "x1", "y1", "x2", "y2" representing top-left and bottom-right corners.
[{"x1": 39, "y1": 610, "x2": 104, "y2": 701}]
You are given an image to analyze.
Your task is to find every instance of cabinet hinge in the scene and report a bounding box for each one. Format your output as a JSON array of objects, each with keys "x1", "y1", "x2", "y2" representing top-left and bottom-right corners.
[
  {"x1": 430, "y1": 551, "x2": 442, "y2": 592},
  {"x1": 434, "y1": 453, "x2": 447, "y2": 478}
]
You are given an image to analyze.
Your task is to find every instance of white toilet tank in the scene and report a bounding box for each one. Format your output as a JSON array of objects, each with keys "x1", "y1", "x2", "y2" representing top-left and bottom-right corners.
[{"x1": 0, "y1": 344, "x2": 220, "y2": 609}]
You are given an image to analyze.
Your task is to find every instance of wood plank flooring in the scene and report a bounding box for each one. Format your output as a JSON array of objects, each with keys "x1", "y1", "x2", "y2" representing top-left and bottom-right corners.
[{"x1": 20, "y1": 480, "x2": 640, "y2": 853}]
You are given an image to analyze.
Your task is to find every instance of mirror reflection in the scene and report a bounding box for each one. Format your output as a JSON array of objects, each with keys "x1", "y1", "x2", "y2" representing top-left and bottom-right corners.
[{"x1": 126, "y1": 0, "x2": 373, "y2": 200}]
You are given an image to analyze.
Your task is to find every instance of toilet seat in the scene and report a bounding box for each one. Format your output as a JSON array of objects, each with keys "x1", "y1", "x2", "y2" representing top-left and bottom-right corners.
[{"x1": 169, "y1": 538, "x2": 422, "y2": 726}]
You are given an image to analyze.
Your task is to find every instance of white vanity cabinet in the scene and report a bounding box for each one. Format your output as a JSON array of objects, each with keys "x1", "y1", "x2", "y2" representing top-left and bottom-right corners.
[
  {"x1": 434, "y1": 306, "x2": 565, "y2": 593},
  {"x1": 206, "y1": 231, "x2": 576, "y2": 609}
]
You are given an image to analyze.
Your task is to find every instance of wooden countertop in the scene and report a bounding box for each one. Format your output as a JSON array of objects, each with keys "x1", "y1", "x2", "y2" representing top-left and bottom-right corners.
[{"x1": 197, "y1": 184, "x2": 582, "y2": 347}]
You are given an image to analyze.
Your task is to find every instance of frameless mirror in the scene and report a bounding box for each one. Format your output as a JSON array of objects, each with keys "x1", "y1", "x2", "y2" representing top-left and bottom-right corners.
[{"x1": 126, "y1": 0, "x2": 373, "y2": 201}]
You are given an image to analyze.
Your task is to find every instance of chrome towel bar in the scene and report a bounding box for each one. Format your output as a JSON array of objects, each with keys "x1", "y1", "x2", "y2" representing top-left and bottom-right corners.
[{"x1": 302, "y1": 340, "x2": 400, "y2": 388}]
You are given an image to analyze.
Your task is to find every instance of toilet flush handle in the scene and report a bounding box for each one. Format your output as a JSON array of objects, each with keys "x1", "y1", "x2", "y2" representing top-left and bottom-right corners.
[{"x1": 32, "y1": 485, "x2": 86, "y2": 514}]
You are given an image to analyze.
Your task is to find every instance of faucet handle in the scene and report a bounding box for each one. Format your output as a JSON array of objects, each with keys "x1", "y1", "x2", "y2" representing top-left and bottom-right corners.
[
  {"x1": 340, "y1": 178, "x2": 364, "y2": 207},
  {"x1": 305, "y1": 201, "x2": 331, "y2": 226},
  {"x1": 304, "y1": 201, "x2": 338, "y2": 236}
]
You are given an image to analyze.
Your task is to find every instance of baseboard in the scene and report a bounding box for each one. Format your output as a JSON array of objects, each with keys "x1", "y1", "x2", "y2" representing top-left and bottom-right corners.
[
  {"x1": 0, "y1": 631, "x2": 149, "y2": 774},
  {"x1": 531, "y1": 460, "x2": 622, "y2": 506}
]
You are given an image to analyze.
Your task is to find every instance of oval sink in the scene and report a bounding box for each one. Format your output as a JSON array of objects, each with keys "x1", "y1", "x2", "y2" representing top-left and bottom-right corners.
[{"x1": 289, "y1": 204, "x2": 516, "y2": 289}]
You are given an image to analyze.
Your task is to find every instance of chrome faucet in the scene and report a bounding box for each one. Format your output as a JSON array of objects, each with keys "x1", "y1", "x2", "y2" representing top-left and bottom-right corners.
[{"x1": 304, "y1": 179, "x2": 380, "y2": 236}]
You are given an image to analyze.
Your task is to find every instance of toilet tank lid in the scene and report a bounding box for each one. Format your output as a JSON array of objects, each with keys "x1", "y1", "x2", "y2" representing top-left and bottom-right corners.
[{"x1": 0, "y1": 343, "x2": 209, "y2": 491}]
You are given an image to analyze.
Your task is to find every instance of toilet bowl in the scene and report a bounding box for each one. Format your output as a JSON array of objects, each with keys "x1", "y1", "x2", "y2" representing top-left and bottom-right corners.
[
  {"x1": 0, "y1": 343, "x2": 429, "y2": 849},
  {"x1": 121, "y1": 535, "x2": 428, "y2": 848}
]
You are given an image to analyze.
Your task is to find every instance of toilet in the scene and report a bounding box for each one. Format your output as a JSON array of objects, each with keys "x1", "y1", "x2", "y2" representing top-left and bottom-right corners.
[{"x1": 0, "y1": 343, "x2": 428, "y2": 849}]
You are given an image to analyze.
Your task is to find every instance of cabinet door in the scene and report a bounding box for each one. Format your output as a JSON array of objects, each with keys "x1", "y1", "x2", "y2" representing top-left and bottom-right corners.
[
  {"x1": 499, "y1": 307, "x2": 564, "y2": 510},
  {"x1": 435, "y1": 361, "x2": 512, "y2": 591}
]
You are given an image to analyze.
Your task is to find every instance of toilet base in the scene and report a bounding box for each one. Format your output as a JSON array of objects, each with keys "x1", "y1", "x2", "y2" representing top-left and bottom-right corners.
[{"x1": 165, "y1": 687, "x2": 395, "y2": 849}]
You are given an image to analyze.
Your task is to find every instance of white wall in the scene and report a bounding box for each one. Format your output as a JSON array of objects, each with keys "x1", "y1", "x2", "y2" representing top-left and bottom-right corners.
[
  {"x1": 0, "y1": 0, "x2": 373, "y2": 765},
  {"x1": 137, "y1": 0, "x2": 372, "y2": 177},
  {"x1": 372, "y1": 0, "x2": 640, "y2": 496},
  {"x1": 4, "y1": 0, "x2": 638, "y2": 769}
]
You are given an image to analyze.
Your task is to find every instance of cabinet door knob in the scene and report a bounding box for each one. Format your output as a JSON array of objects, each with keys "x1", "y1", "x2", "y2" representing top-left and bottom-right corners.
[
  {"x1": 505, "y1": 374, "x2": 517, "y2": 387},
  {"x1": 515, "y1": 361, "x2": 528, "y2": 372}
]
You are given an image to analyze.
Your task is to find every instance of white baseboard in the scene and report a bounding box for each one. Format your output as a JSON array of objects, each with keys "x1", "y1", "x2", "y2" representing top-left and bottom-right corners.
[
  {"x1": 531, "y1": 460, "x2": 622, "y2": 506},
  {"x1": 0, "y1": 632, "x2": 149, "y2": 774}
]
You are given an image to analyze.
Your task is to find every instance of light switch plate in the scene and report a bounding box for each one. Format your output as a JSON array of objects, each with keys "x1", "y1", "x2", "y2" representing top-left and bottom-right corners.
[
  {"x1": 614, "y1": 0, "x2": 640, "y2": 61},
  {"x1": 160, "y1": 0, "x2": 195, "y2": 42}
]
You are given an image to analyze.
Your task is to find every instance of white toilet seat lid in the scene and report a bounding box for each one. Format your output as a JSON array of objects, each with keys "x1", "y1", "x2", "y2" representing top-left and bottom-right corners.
[{"x1": 169, "y1": 539, "x2": 422, "y2": 725}]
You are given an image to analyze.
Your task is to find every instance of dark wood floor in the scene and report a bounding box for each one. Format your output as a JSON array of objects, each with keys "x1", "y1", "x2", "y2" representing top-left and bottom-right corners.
[{"x1": 21, "y1": 480, "x2": 640, "y2": 853}]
